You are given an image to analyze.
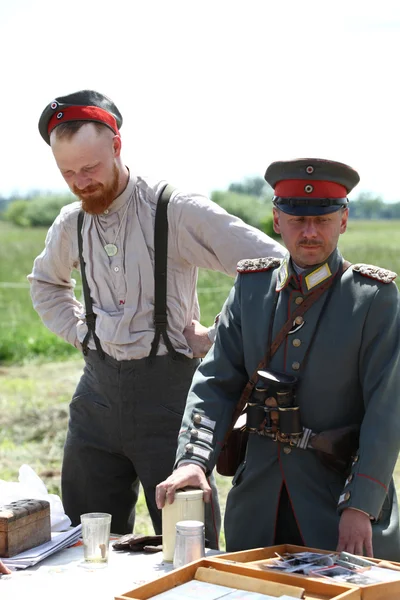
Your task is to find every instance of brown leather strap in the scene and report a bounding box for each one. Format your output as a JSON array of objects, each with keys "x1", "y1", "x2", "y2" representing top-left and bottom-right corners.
[{"x1": 221, "y1": 260, "x2": 352, "y2": 445}]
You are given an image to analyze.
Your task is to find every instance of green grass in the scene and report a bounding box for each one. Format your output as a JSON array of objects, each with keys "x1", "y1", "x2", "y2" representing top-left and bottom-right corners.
[{"x1": 1, "y1": 218, "x2": 400, "y2": 364}]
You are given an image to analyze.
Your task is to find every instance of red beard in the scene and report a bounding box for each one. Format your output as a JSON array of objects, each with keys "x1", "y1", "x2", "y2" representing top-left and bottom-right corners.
[{"x1": 74, "y1": 164, "x2": 120, "y2": 214}]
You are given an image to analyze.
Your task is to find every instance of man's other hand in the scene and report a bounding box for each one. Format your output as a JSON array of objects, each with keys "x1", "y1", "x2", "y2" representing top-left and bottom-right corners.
[
  {"x1": 337, "y1": 508, "x2": 373, "y2": 557},
  {"x1": 183, "y1": 319, "x2": 212, "y2": 358},
  {"x1": 0, "y1": 559, "x2": 11, "y2": 575},
  {"x1": 156, "y1": 464, "x2": 211, "y2": 509}
]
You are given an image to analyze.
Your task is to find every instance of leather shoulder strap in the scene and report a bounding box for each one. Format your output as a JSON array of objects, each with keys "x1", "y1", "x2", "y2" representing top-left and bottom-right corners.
[
  {"x1": 77, "y1": 210, "x2": 105, "y2": 358},
  {"x1": 149, "y1": 184, "x2": 180, "y2": 359},
  {"x1": 222, "y1": 260, "x2": 352, "y2": 442}
]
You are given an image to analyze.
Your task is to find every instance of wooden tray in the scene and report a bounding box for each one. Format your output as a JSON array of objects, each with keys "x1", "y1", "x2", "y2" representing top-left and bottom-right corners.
[
  {"x1": 115, "y1": 557, "x2": 360, "y2": 600},
  {"x1": 209, "y1": 545, "x2": 400, "y2": 600}
]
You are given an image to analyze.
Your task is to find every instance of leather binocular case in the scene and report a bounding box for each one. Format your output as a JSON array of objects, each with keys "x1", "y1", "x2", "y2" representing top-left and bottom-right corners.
[{"x1": 246, "y1": 369, "x2": 302, "y2": 442}]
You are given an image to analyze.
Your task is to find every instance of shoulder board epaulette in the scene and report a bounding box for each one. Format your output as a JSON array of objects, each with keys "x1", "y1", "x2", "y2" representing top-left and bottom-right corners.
[
  {"x1": 237, "y1": 257, "x2": 282, "y2": 274},
  {"x1": 352, "y1": 263, "x2": 397, "y2": 284}
]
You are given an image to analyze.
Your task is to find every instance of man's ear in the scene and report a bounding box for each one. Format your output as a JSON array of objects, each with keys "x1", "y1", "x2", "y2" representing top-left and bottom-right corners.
[
  {"x1": 273, "y1": 208, "x2": 281, "y2": 235},
  {"x1": 340, "y1": 207, "x2": 349, "y2": 234},
  {"x1": 113, "y1": 135, "x2": 122, "y2": 157}
]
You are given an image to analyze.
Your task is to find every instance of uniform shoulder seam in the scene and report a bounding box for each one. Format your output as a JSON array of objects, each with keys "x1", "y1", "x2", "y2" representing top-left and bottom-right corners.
[
  {"x1": 237, "y1": 257, "x2": 282, "y2": 274},
  {"x1": 352, "y1": 263, "x2": 397, "y2": 284}
]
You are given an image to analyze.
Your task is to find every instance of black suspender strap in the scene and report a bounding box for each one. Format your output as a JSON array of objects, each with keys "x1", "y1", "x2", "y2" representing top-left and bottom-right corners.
[
  {"x1": 149, "y1": 184, "x2": 180, "y2": 360},
  {"x1": 77, "y1": 210, "x2": 105, "y2": 359}
]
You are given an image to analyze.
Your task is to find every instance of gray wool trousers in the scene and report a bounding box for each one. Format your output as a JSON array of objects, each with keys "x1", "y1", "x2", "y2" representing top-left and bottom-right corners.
[{"x1": 61, "y1": 349, "x2": 221, "y2": 548}]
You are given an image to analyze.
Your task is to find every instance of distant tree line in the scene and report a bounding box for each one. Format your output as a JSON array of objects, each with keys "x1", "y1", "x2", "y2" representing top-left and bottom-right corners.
[{"x1": 1, "y1": 178, "x2": 399, "y2": 229}]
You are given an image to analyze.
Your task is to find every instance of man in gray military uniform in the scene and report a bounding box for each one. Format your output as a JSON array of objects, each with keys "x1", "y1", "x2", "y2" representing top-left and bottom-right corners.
[
  {"x1": 156, "y1": 158, "x2": 400, "y2": 560},
  {"x1": 28, "y1": 90, "x2": 286, "y2": 547}
]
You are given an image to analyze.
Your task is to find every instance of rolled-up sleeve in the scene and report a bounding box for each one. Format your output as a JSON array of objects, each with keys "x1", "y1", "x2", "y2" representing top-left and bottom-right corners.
[
  {"x1": 169, "y1": 193, "x2": 285, "y2": 275},
  {"x1": 27, "y1": 209, "x2": 84, "y2": 348}
]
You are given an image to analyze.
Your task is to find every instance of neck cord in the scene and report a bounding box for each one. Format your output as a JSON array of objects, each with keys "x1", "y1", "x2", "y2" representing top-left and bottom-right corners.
[{"x1": 96, "y1": 195, "x2": 132, "y2": 257}]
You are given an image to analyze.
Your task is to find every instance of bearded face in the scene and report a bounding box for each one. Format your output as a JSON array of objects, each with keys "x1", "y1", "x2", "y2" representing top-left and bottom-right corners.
[{"x1": 74, "y1": 162, "x2": 120, "y2": 214}]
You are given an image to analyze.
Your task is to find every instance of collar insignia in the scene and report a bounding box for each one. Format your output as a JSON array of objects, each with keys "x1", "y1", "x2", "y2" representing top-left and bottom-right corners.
[
  {"x1": 305, "y1": 263, "x2": 332, "y2": 290},
  {"x1": 276, "y1": 260, "x2": 289, "y2": 291}
]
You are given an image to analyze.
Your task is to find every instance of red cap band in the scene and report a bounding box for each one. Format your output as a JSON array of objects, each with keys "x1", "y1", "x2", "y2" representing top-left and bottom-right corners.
[
  {"x1": 47, "y1": 106, "x2": 119, "y2": 136},
  {"x1": 275, "y1": 179, "x2": 347, "y2": 198}
]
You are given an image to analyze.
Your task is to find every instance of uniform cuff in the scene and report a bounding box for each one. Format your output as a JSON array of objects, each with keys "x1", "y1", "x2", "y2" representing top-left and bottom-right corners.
[{"x1": 338, "y1": 466, "x2": 387, "y2": 520}]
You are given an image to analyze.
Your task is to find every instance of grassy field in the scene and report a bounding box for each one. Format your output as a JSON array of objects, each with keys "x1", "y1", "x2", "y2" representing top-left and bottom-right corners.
[{"x1": 1, "y1": 218, "x2": 400, "y2": 547}]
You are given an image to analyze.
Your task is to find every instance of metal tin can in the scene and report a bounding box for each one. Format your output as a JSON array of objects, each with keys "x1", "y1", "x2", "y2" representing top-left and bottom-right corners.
[{"x1": 173, "y1": 520, "x2": 205, "y2": 569}]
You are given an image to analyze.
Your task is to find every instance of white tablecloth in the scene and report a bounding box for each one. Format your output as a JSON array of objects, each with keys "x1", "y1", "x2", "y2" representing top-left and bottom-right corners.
[{"x1": 0, "y1": 542, "x2": 222, "y2": 600}]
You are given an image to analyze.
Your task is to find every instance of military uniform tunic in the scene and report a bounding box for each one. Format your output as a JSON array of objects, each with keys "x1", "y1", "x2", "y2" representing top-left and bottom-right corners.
[{"x1": 176, "y1": 248, "x2": 400, "y2": 559}]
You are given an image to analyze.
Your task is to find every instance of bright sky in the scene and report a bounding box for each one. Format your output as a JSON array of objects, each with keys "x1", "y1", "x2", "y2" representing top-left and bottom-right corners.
[{"x1": 1, "y1": 0, "x2": 399, "y2": 202}]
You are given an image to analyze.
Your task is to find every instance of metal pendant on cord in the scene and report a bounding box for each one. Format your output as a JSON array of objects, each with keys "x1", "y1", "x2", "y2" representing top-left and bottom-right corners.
[{"x1": 97, "y1": 195, "x2": 132, "y2": 257}]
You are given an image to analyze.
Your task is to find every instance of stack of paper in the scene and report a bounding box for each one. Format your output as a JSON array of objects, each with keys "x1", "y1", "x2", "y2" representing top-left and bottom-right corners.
[{"x1": 1, "y1": 524, "x2": 82, "y2": 569}]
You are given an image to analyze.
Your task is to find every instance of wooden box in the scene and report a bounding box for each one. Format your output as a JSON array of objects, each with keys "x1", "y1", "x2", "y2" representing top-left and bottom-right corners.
[
  {"x1": 0, "y1": 499, "x2": 51, "y2": 557},
  {"x1": 115, "y1": 557, "x2": 360, "y2": 600},
  {"x1": 210, "y1": 545, "x2": 400, "y2": 600}
]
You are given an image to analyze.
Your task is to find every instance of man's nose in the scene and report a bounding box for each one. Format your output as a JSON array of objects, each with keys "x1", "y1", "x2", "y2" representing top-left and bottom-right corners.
[
  {"x1": 75, "y1": 174, "x2": 92, "y2": 190},
  {"x1": 302, "y1": 219, "x2": 318, "y2": 237}
]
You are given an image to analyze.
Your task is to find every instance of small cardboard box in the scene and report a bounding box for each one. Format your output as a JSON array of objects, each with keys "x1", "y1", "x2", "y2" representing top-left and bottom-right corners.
[
  {"x1": 0, "y1": 498, "x2": 51, "y2": 557},
  {"x1": 115, "y1": 557, "x2": 360, "y2": 600},
  {"x1": 210, "y1": 544, "x2": 400, "y2": 600}
]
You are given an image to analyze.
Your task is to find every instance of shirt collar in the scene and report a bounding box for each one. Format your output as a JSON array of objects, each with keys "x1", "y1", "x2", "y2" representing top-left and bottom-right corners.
[{"x1": 276, "y1": 248, "x2": 343, "y2": 295}]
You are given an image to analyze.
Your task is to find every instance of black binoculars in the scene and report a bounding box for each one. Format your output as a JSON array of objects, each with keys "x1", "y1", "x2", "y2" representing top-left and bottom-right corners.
[{"x1": 246, "y1": 368, "x2": 302, "y2": 442}]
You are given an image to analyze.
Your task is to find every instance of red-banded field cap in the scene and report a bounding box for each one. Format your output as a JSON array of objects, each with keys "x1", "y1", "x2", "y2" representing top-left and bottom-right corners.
[
  {"x1": 38, "y1": 90, "x2": 123, "y2": 145},
  {"x1": 265, "y1": 158, "x2": 360, "y2": 215}
]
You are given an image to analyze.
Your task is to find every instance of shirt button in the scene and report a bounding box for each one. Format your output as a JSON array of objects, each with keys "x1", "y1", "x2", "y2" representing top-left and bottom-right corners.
[
  {"x1": 104, "y1": 209, "x2": 109, "y2": 215},
  {"x1": 295, "y1": 297, "x2": 304, "y2": 305},
  {"x1": 294, "y1": 316, "x2": 304, "y2": 325},
  {"x1": 292, "y1": 338, "x2": 301, "y2": 348},
  {"x1": 283, "y1": 446, "x2": 291, "y2": 455},
  {"x1": 292, "y1": 361, "x2": 300, "y2": 370},
  {"x1": 114, "y1": 266, "x2": 119, "y2": 272}
]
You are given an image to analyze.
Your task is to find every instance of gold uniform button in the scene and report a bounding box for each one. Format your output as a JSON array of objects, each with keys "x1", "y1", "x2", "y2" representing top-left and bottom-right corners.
[
  {"x1": 283, "y1": 446, "x2": 291, "y2": 455},
  {"x1": 193, "y1": 414, "x2": 202, "y2": 424},
  {"x1": 190, "y1": 429, "x2": 198, "y2": 437},
  {"x1": 294, "y1": 316, "x2": 304, "y2": 325},
  {"x1": 292, "y1": 361, "x2": 300, "y2": 370},
  {"x1": 344, "y1": 491, "x2": 351, "y2": 501},
  {"x1": 292, "y1": 338, "x2": 301, "y2": 348},
  {"x1": 185, "y1": 444, "x2": 194, "y2": 452},
  {"x1": 353, "y1": 455, "x2": 359, "y2": 463},
  {"x1": 346, "y1": 474, "x2": 353, "y2": 484},
  {"x1": 295, "y1": 297, "x2": 304, "y2": 305}
]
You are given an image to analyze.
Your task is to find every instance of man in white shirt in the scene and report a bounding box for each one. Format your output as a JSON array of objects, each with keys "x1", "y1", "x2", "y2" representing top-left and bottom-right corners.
[{"x1": 29, "y1": 90, "x2": 285, "y2": 546}]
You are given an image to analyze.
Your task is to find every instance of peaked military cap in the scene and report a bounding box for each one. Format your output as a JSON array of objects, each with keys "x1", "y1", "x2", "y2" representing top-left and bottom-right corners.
[
  {"x1": 265, "y1": 158, "x2": 360, "y2": 216},
  {"x1": 38, "y1": 90, "x2": 123, "y2": 145}
]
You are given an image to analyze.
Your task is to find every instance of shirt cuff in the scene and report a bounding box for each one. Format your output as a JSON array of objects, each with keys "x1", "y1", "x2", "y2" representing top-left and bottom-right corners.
[
  {"x1": 176, "y1": 460, "x2": 207, "y2": 472},
  {"x1": 207, "y1": 313, "x2": 221, "y2": 343}
]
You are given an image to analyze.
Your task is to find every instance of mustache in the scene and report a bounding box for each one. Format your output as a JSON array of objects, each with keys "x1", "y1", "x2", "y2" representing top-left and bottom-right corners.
[
  {"x1": 297, "y1": 239, "x2": 323, "y2": 247},
  {"x1": 73, "y1": 184, "x2": 103, "y2": 196}
]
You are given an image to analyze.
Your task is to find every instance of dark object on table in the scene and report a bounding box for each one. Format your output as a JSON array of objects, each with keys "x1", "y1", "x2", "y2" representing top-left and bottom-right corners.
[{"x1": 112, "y1": 533, "x2": 163, "y2": 553}]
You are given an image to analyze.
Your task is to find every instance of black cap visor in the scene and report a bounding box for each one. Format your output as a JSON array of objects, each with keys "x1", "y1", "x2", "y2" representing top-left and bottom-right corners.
[{"x1": 273, "y1": 197, "x2": 348, "y2": 216}]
